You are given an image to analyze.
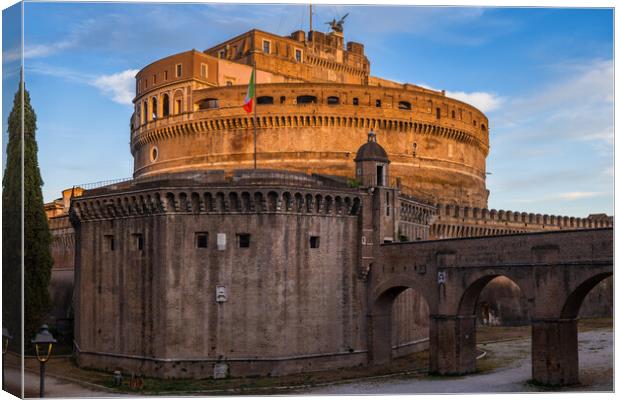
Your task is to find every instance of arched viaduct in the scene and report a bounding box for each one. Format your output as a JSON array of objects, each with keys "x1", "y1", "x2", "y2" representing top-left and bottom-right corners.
[{"x1": 369, "y1": 228, "x2": 613, "y2": 386}]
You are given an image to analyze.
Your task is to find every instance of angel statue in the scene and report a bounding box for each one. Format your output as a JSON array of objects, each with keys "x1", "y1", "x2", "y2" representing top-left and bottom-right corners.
[{"x1": 326, "y1": 13, "x2": 349, "y2": 33}]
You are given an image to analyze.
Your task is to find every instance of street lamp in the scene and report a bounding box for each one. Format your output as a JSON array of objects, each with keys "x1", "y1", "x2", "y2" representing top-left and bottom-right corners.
[
  {"x1": 2, "y1": 327, "x2": 12, "y2": 390},
  {"x1": 31, "y1": 325, "x2": 56, "y2": 398}
]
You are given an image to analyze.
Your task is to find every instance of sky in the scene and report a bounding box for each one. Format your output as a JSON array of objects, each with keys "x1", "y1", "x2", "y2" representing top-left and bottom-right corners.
[{"x1": 1, "y1": 1, "x2": 614, "y2": 217}]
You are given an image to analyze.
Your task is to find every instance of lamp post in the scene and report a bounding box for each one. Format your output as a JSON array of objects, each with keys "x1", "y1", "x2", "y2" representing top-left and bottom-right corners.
[
  {"x1": 31, "y1": 325, "x2": 56, "y2": 398},
  {"x1": 2, "y1": 328, "x2": 12, "y2": 390}
]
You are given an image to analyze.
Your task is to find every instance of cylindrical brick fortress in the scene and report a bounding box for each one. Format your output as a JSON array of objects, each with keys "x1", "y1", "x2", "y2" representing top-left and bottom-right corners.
[{"x1": 131, "y1": 82, "x2": 489, "y2": 208}]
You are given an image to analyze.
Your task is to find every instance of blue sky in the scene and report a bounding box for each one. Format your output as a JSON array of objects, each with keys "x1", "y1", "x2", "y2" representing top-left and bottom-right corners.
[{"x1": 2, "y1": 2, "x2": 614, "y2": 217}]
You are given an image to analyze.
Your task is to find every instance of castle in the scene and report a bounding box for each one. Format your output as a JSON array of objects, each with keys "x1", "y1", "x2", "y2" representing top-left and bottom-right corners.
[{"x1": 44, "y1": 24, "x2": 612, "y2": 379}]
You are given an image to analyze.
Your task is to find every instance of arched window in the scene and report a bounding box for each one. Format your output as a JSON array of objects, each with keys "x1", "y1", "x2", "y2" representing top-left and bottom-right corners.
[
  {"x1": 173, "y1": 91, "x2": 183, "y2": 114},
  {"x1": 162, "y1": 93, "x2": 170, "y2": 117},
  {"x1": 481, "y1": 124, "x2": 486, "y2": 131},
  {"x1": 327, "y1": 96, "x2": 340, "y2": 105},
  {"x1": 151, "y1": 97, "x2": 158, "y2": 120},
  {"x1": 451, "y1": 110, "x2": 456, "y2": 118},
  {"x1": 297, "y1": 95, "x2": 317, "y2": 104},
  {"x1": 143, "y1": 101, "x2": 148, "y2": 123},
  {"x1": 398, "y1": 101, "x2": 411, "y2": 110},
  {"x1": 198, "y1": 98, "x2": 219, "y2": 110},
  {"x1": 375, "y1": 99, "x2": 382, "y2": 107},
  {"x1": 352, "y1": 97, "x2": 359, "y2": 106},
  {"x1": 257, "y1": 96, "x2": 274, "y2": 105}
]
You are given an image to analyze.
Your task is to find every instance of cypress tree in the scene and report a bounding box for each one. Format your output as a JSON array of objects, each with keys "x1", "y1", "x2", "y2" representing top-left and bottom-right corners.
[{"x1": 2, "y1": 80, "x2": 53, "y2": 347}]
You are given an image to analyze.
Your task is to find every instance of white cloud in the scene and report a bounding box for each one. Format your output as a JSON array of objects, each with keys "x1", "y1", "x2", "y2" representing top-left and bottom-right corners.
[
  {"x1": 445, "y1": 90, "x2": 504, "y2": 113},
  {"x1": 493, "y1": 59, "x2": 613, "y2": 142},
  {"x1": 418, "y1": 83, "x2": 504, "y2": 113},
  {"x1": 24, "y1": 40, "x2": 75, "y2": 60},
  {"x1": 556, "y1": 192, "x2": 605, "y2": 201},
  {"x1": 92, "y1": 70, "x2": 139, "y2": 106}
]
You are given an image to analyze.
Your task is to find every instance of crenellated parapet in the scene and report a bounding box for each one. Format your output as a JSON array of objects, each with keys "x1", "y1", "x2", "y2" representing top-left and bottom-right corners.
[
  {"x1": 71, "y1": 186, "x2": 363, "y2": 223},
  {"x1": 430, "y1": 203, "x2": 614, "y2": 239}
]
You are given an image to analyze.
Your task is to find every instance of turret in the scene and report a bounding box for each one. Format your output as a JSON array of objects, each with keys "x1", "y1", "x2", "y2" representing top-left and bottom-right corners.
[{"x1": 354, "y1": 130, "x2": 390, "y2": 187}]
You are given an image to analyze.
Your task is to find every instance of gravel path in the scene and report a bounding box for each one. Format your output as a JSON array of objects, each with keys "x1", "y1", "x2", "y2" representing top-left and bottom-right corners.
[{"x1": 298, "y1": 328, "x2": 613, "y2": 394}]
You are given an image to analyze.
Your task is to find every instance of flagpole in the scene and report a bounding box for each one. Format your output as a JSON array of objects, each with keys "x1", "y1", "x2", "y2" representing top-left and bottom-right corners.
[{"x1": 253, "y1": 60, "x2": 257, "y2": 170}]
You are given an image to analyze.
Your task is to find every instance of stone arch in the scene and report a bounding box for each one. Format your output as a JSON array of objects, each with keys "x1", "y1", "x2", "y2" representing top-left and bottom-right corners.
[
  {"x1": 369, "y1": 276, "x2": 435, "y2": 366},
  {"x1": 241, "y1": 191, "x2": 252, "y2": 212},
  {"x1": 560, "y1": 271, "x2": 613, "y2": 319},
  {"x1": 282, "y1": 192, "x2": 292, "y2": 211},
  {"x1": 253, "y1": 192, "x2": 265, "y2": 212},
  {"x1": 305, "y1": 193, "x2": 314, "y2": 213},
  {"x1": 267, "y1": 191, "x2": 279, "y2": 212},
  {"x1": 314, "y1": 194, "x2": 323, "y2": 213},
  {"x1": 190, "y1": 192, "x2": 201, "y2": 213},
  {"x1": 324, "y1": 195, "x2": 333, "y2": 214},
  {"x1": 215, "y1": 192, "x2": 226, "y2": 212},
  {"x1": 457, "y1": 272, "x2": 530, "y2": 317},
  {"x1": 229, "y1": 192, "x2": 240, "y2": 212},
  {"x1": 294, "y1": 192, "x2": 303, "y2": 212}
]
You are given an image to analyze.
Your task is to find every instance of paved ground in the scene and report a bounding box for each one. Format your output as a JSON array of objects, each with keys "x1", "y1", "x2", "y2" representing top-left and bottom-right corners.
[
  {"x1": 297, "y1": 328, "x2": 614, "y2": 394},
  {"x1": 2, "y1": 328, "x2": 612, "y2": 397},
  {"x1": 3, "y1": 367, "x2": 121, "y2": 398}
]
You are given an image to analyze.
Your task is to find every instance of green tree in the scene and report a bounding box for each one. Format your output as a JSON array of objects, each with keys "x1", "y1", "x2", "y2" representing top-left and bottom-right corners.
[{"x1": 2, "y1": 81, "x2": 53, "y2": 347}]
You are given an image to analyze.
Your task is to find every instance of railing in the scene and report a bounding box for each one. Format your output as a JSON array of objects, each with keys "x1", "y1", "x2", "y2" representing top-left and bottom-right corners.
[{"x1": 72, "y1": 177, "x2": 133, "y2": 193}]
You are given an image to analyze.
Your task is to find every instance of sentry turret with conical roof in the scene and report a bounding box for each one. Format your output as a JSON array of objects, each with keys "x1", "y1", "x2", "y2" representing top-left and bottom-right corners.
[{"x1": 355, "y1": 130, "x2": 390, "y2": 187}]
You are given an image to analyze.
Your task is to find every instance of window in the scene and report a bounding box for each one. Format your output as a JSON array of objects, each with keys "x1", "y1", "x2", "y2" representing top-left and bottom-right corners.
[
  {"x1": 297, "y1": 95, "x2": 317, "y2": 104},
  {"x1": 237, "y1": 233, "x2": 251, "y2": 248},
  {"x1": 376, "y1": 165, "x2": 384, "y2": 186},
  {"x1": 153, "y1": 74, "x2": 157, "y2": 85},
  {"x1": 310, "y1": 236, "x2": 320, "y2": 248},
  {"x1": 257, "y1": 96, "x2": 274, "y2": 104},
  {"x1": 352, "y1": 97, "x2": 359, "y2": 106},
  {"x1": 176, "y1": 63, "x2": 182, "y2": 78},
  {"x1": 327, "y1": 96, "x2": 340, "y2": 105},
  {"x1": 375, "y1": 99, "x2": 382, "y2": 107},
  {"x1": 164, "y1": 70, "x2": 168, "y2": 80},
  {"x1": 398, "y1": 101, "x2": 411, "y2": 110},
  {"x1": 175, "y1": 99, "x2": 182, "y2": 114},
  {"x1": 451, "y1": 110, "x2": 456, "y2": 118},
  {"x1": 218, "y1": 49, "x2": 225, "y2": 59},
  {"x1": 151, "y1": 97, "x2": 158, "y2": 120},
  {"x1": 162, "y1": 94, "x2": 170, "y2": 117},
  {"x1": 280, "y1": 96, "x2": 286, "y2": 104},
  {"x1": 201, "y1": 63, "x2": 208, "y2": 78},
  {"x1": 436, "y1": 107, "x2": 441, "y2": 119},
  {"x1": 133, "y1": 234, "x2": 144, "y2": 251},
  {"x1": 473, "y1": 120, "x2": 477, "y2": 126},
  {"x1": 413, "y1": 142, "x2": 417, "y2": 157},
  {"x1": 196, "y1": 232, "x2": 208, "y2": 248},
  {"x1": 226, "y1": 81, "x2": 233, "y2": 86},
  {"x1": 143, "y1": 101, "x2": 148, "y2": 124},
  {"x1": 150, "y1": 146, "x2": 158, "y2": 162},
  {"x1": 481, "y1": 123, "x2": 486, "y2": 131},
  {"x1": 386, "y1": 192, "x2": 390, "y2": 216},
  {"x1": 198, "y1": 98, "x2": 219, "y2": 110},
  {"x1": 295, "y1": 49, "x2": 302, "y2": 62},
  {"x1": 105, "y1": 235, "x2": 115, "y2": 251},
  {"x1": 262, "y1": 40, "x2": 271, "y2": 54}
]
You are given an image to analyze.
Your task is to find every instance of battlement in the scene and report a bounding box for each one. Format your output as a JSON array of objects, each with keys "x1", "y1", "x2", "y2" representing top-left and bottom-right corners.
[{"x1": 434, "y1": 203, "x2": 613, "y2": 237}]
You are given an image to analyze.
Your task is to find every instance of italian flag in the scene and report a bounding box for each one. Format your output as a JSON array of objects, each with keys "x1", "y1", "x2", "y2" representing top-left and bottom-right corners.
[{"x1": 243, "y1": 67, "x2": 255, "y2": 114}]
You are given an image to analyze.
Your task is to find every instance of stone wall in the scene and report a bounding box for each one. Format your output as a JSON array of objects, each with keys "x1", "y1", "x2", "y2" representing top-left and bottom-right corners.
[{"x1": 72, "y1": 177, "x2": 373, "y2": 378}]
